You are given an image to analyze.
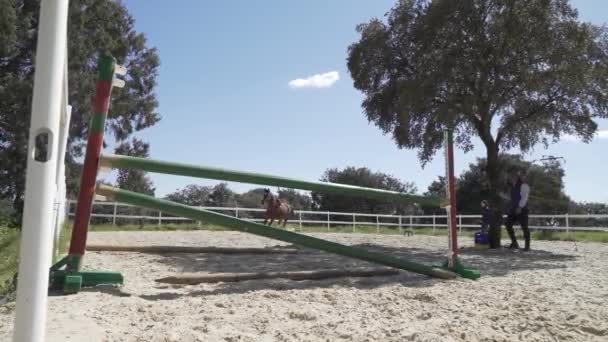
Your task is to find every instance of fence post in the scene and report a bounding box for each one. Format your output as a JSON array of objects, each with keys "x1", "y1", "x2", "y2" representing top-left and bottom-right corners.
[
  {"x1": 458, "y1": 215, "x2": 462, "y2": 233},
  {"x1": 327, "y1": 212, "x2": 330, "y2": 231},
  {"x1": 565, "y1": 213, "x2": 570, "y2": 234},
  {"x1": 353, "y1": 214, "x2": 356, "y2": 233},
  {"x1": 398, "y1": 215, "x2": 402, "y2": 234},
  {"x1": 376, "y1": 215, "x2": 379, "y2": 234},
  {"x1": 235, "y1": 207, "x2": 239, "y2": 218},
  {"x1": 157, "y1": 211, "x2": 162, "y2": 227},
  {"x1": 112, "y1": 202, "x2": 117, "y2": 226},
  {"x1": 409, "y1": 215, "x2": 413, "y2": 229},
  {"x1": 298, "y1": 211, "x2": 302, "y2": 231},
  {"x1": 432, "y1": 213, "x2": 436, "y2": 233}
]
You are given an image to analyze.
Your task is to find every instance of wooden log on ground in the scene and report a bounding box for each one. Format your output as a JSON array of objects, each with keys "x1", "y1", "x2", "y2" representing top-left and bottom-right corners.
[
  {"x1": 86, "y1": 245, "x2": 299, "y2": 254},
  {"x1": 155, "y1": 268, "x2": 399, "y2": 285}
]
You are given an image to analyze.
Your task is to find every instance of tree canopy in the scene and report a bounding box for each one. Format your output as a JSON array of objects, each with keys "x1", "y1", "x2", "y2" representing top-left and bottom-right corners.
[
  {"x1": 277, "y1": 189, "x2": 313, "y2": 211},
  {"x1": 164, "y1": 185, "x2": 211, "y2": 207},
  {"x1": 425, "y1": 154, "x2": 571, "y2": 214},
  {"x1": 114, "y1": 138, "x2": 155, "y2": 196},
  {"x1": 311, "y1": 166, "x2": 418, "y2": 214},
  {"x1": 0, "y1": 0, "x2": 160, "y2": 217},
  {"x1": 347, "y1": 0, "x2": 608, "y2": 205}
]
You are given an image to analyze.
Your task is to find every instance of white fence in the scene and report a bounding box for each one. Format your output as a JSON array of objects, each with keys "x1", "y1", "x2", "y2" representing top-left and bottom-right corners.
[{"x1": 67, "y1": 200, "x2": 608, "y2": 233}]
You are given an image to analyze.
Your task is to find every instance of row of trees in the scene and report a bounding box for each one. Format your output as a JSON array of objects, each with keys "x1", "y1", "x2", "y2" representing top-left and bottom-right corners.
[{"x1": 158, "y1": 156, "x2": 606, "y2": 216}]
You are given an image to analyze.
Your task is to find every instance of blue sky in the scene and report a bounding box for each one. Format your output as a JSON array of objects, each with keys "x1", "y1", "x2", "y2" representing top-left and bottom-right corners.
[{"x1": 113, "y1": 0, "x2": 608, "y2": 203}]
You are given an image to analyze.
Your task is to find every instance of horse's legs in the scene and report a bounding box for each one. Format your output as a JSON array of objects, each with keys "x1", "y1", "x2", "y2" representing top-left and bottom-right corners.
[
  {"x1": 282, "y1": 216, "x2": 288, "y2": 228},
  {"x1": 269, "y1": 218, "x2": 275, "y2": 226}
]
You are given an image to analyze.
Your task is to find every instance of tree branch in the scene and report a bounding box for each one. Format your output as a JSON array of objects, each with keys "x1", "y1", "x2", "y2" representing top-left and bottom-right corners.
[{"x1": 495, "y1": 92, "x2": 560, "y2": 145}]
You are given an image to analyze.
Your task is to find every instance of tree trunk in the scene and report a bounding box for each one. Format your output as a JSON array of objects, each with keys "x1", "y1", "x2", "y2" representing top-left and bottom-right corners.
[{"x1": 485, "y1": 144, "x2": 503, "y2": 248}]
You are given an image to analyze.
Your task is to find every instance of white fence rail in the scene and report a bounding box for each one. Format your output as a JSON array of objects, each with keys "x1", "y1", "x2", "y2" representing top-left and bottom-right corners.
[{"x1": 67, "y1": 200, "x2": 608, "y2": 233}]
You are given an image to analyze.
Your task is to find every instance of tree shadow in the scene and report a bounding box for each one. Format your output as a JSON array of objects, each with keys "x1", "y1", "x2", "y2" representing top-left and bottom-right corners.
[{"x1": 119, "y1": 239, "x2": 578, "y2": 300}]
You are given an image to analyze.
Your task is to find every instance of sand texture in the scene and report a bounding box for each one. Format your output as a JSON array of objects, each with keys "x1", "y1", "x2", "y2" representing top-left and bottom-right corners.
[{"x1": 1, "y1": 230, "x2": 607, "y2": 341}]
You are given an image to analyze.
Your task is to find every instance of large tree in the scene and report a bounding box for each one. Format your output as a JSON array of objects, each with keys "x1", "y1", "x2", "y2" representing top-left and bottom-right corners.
[
  {"x1": 205, "y1": 183, "x2": 238, "y2": 207},
  {"x1": 0, "y1": 0, "x2": 160, "y2": 218},
  {"x1": 114, "y1": 138, "x2": 155, "y2": 195},
  {"x1": 425, "y1": 154, "x2": 571, "y2": 214},
  {"x1": 311, "y1": 166, "x2": 417, "y2": 214},
  {"x1": 164, "y1": 184, "x2": 211, "y2": 207},
  {"x1": 347, "y1": 0, "x2": 608, "y2": 240},
  {"x1": 277, "y1": 189, "x2": 313, "y2": 211}
]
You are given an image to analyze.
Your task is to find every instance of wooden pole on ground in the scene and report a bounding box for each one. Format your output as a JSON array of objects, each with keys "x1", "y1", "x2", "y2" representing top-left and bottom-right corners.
[
  {"x1": 86, "y1": 245, "x2": 298, "y2": 254},
  {"x1": 155, "y1": 268, "x2": 399, "y2": 285}
]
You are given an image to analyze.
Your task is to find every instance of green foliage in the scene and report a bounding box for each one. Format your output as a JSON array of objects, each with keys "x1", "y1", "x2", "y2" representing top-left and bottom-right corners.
[
  {"x1": 206, "y1": 183, "x2": 238, "y2": 207},
  {"x1": 0, "y1": 227, "x2": 19, "y2": 296},
  {"x1": 237, "y1": 188, "x2": 267, "y2": 209},
  {"x1": 347, "y1": 0, "x2": 608, "y2": 204},
  {"x1": 0, "y1": 199, "x2": 16, "y2": 227},
  {"x1": 277, "y1": 188, "x2": 312, "y2": 210},
  {"x1": 164, "y1": 184, "x2": 211, "y2": 206},
  {"x1": 311, "y1": 166, "x2": 418, "y2": 215},
  {"x1": 164, "y1": 182, "x2": 237, "y2": 208},
  {"x1": 424, "y1": 153, "x2": 571, "y2": 214},
  {"x1": 114, "y1": 138, "x2": 155, "y2": 196},
  {"x1": 0, "y1": 0, "x2": 161, "y2": 218}
]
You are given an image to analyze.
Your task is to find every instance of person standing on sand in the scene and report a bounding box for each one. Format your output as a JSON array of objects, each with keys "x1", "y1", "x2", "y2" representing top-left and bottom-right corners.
[{"x1": 504, "y1": 170, "x2": 531, "y2": 251}]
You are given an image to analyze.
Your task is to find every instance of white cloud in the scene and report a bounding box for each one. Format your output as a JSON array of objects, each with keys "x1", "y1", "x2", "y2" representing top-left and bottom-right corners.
[
  {"x1": 288, "y1": 71, "x2": 339, "y2": 89},
  {"x1": 562, "y1": 130, "x2": 608, "y2": 142}
]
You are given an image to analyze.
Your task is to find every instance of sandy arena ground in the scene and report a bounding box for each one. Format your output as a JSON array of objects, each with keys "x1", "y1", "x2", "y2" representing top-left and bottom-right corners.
[{"x1": 1, "y1": 230, "x2": 608, "y2": 341}]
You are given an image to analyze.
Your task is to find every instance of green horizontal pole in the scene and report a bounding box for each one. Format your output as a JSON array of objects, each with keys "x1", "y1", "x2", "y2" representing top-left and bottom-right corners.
[
  {"x1": 96, "y1": 185, "x2": 456, "y2": 279},
  {"x1": 99, "y1": 154, "x2": 440, "y2": 206}
]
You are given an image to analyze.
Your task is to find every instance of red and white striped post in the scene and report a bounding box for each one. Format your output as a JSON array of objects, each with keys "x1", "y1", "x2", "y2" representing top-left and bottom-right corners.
[{"x1": 445, "y1": 129, "x2": 458, "y2": 269}]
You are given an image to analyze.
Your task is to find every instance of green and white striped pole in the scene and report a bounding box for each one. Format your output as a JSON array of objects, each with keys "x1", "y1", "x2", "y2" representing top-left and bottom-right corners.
[{"x1": 99, "y1": 154, "x2": 440, "y2": 207}]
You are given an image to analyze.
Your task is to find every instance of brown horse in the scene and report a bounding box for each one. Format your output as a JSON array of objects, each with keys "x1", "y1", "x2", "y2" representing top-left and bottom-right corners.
[{"x1": 261, "y1": 188, "x2": 293, "y2": 227}]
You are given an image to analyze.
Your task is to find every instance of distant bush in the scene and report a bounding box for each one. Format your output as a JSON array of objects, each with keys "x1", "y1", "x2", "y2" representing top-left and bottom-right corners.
[{"x1": 0, "y1": 199, "x2": 16, "y2": 228}]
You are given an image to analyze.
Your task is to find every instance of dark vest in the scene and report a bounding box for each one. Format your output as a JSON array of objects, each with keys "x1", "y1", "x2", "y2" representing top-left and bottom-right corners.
[{"x1": 510, "y1": 180, "x2": 526, "y2": 210}]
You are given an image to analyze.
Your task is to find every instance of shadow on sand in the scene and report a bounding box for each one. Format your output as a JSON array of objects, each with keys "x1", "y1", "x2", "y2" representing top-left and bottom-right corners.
[{"x1": 94, "y1": 239, "x2": 579, "y2": 301}]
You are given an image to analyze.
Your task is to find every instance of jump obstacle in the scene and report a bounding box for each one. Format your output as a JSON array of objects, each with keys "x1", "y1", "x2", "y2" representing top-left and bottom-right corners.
[
  {"x1": 47, "y1": 54, "x2": 479, "y2": 294},
  {"x1": 15, "y1": 6, "x2": 477, "y2": 342}
]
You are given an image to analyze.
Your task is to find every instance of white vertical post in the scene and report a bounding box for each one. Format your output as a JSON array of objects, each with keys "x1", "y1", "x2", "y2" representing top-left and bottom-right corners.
[
  {"x1": 13, "y1": 1, "x2": 69, "y2": 341},
  {"x1": 398, "y1": 215, "x2": 402, "y2": 234},
  {"x1": 376, "y1": 215, "x2": 379, "y2": 233},
  {"x1": 432, "y1": 213, "x2": 436, "y2": 233},
  {"x1": 112, "y1": 202, "x2": 117, "y2": 226},
  {"x1": 53, "y1": 103, "x2": 71, "y2": 258},
  {"x1": 298, "y1": 211, "x2": 302, "y2": 231},
  {"x1": 352, "y1": 213, "x2": 356, "y2": 233},
  {"x1": 235, "y1": 207, "x2": 239, "y2": 218},
  {"x1": 157, "y1": 211, "x2": 162, "y2": 227},
  {"x1": 327, "y1": 212, "x2": 330, "y2": 231},
  {"x1": 458, "y1": 215, "x2": 462, "y2": 233},
  {"x1": 409, "y1": 215, "x2": 413, "y2": 229},
  {"x1": 565, "y1": 213, "x2": 570, "y2": 234}
]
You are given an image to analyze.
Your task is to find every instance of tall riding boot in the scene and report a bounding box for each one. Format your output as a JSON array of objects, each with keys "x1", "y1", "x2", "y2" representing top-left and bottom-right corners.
[
  {"x1": 505, "y1": 226, "x2": 519, "y2": 249},
  {"x1": 523, "y1": 229, "x2": 531, "y2": 251}
]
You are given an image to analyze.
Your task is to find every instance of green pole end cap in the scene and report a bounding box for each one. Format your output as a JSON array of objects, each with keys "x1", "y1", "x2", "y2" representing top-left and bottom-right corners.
[
  {"x1": 63, "y1": 275, "x2": 83, "y2": 294},
  {"x1": 98, "y1": 54, "x2": 117, "y2": 82}
]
